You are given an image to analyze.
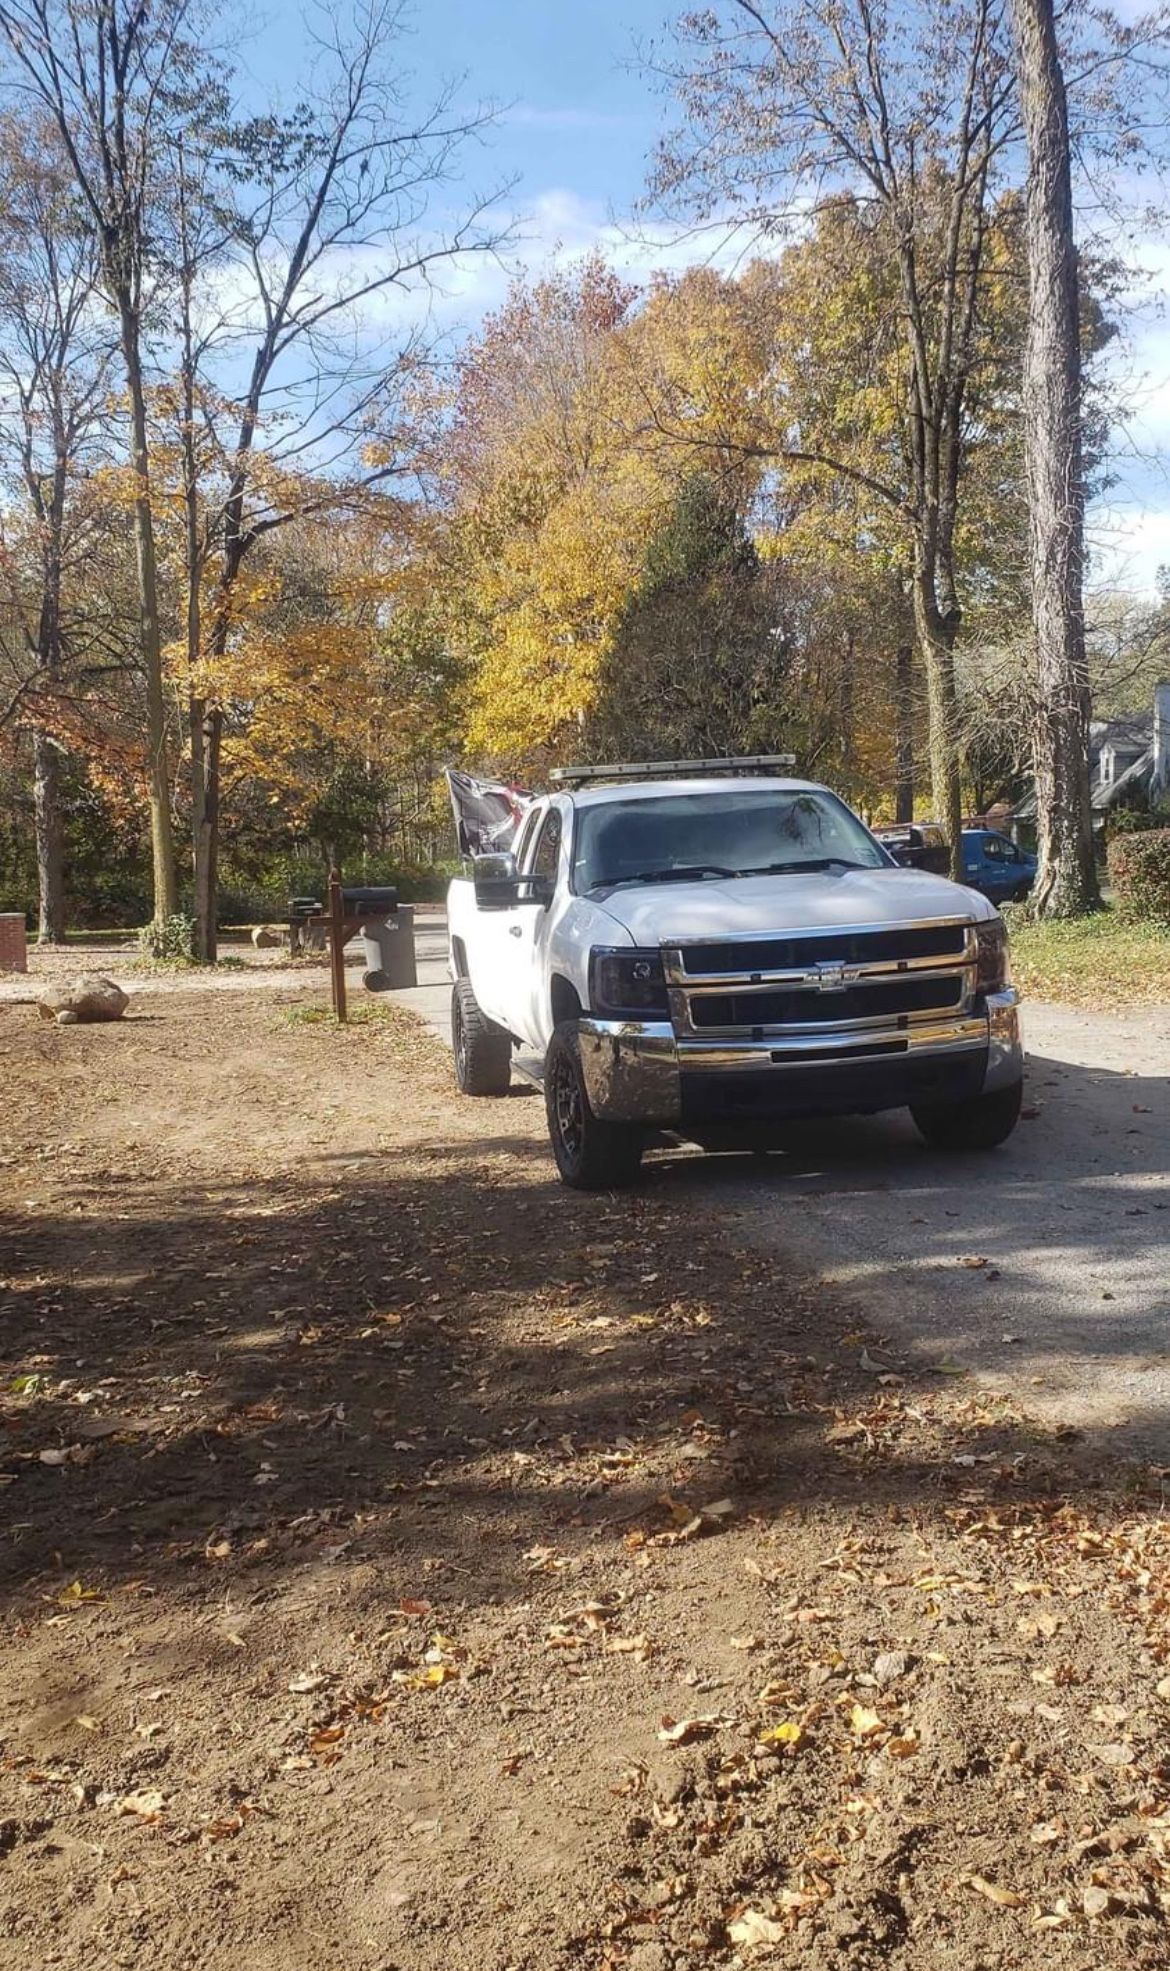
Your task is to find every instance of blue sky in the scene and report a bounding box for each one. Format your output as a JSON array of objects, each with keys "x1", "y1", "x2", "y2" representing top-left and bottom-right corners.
[
  {"x1": 237, "y1": 1, "x2": 1169, "y2": 599},
  {"x1": 240, "y1": 0, "x2": 668, "y2": 220}
]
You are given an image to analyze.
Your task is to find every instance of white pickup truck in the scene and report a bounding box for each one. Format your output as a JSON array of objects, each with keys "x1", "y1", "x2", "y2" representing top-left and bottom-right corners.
[{"x1": 446, "y1": 762, "x2": 1023, "y2": 1189}]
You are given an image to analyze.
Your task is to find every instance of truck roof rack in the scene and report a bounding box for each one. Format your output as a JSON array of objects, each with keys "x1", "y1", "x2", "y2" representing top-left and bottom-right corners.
[{"x1": 549, "y1": 754, "x2": 798, "y2": 789}]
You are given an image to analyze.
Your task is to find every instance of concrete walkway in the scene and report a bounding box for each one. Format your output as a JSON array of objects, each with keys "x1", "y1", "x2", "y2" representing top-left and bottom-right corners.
[{"x1": 394, "y1": 911, "x2": 455, "y2": 1043}]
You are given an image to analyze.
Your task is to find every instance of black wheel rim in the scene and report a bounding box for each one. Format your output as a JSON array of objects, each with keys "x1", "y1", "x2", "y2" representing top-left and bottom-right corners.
[{"x1": 551, "y1": 1053, "x2": 584, "y2": 1163}]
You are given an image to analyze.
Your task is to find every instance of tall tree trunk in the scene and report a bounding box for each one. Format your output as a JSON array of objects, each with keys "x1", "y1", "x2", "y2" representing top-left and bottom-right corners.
[
  {"x1": 118, "y1": 300, "x2": 177, "y2": 921},
  {"x1": 894, "y1": 642, "x2": 915, "y2": 822},
  {"x1": 840, "y1": 630, "x2": 855, "y2": 773},
  {"x1": 32, "y1": 728, "x2": 65, "y2": 941},
  {"x1": 1011, "y1": 0, "x2": 1099, "y2": 916},
  {"x1": 913, "y1": 574, "x2": 963, "y2": 871},
  {"x1": 192, "y1": 707, "x2": 222, "y2": 961}
]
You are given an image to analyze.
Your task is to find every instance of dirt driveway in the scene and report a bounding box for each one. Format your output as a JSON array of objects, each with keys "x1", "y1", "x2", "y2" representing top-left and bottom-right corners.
[
  {"x1": 669, "y1": 1001, "x2": 1170, "y2": 1455},
  {"x1": 5, "y1": 978, "x2": 1170, "y2": 1971}
]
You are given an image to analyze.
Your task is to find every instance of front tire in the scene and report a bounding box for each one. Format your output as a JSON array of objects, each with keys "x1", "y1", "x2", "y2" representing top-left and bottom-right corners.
[
  {"x1": 911, "y1": 1076, "x2": 1023, "y2": 1151},
  {"x1": 452, "y1": 980, "x2": 512, "y2": 1096},
  {"x1": 544, "y1": 1021, "x2": 644, "y2": 1190}
]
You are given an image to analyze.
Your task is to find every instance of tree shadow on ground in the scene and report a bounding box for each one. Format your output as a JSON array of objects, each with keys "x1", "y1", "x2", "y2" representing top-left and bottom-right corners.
[{"x1": 4, "y1": 1057, "x2": 1170, "y2": 1626}]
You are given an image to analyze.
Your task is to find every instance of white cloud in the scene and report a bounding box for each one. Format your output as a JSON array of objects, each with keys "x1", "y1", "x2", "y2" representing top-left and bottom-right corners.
[
  {"x1": 1090, "y1": 230, "x2": 1170, "y2": 595},
  {"x1": 1087, "y1": 504, "x2": 1170, "y2": 594}
]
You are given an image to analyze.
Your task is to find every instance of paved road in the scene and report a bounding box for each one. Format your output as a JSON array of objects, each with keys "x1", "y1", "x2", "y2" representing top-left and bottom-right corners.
[{"x1": 410, "y1": 919, "x2": 1170, "y2": 1453}]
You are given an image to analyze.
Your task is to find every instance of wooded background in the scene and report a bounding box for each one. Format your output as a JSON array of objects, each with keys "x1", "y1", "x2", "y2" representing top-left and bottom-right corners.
[{"x1": 1, "y1": 0, "x2": 1168, "y2": 946}]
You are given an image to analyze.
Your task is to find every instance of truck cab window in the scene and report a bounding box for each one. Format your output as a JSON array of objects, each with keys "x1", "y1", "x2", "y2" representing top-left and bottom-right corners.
[
  {"x1": 532, "y1": 808, "x2": 562, "y2": 882},
  {"x1": 513, "y1": 807, "x2": 542, "y2": 870}
]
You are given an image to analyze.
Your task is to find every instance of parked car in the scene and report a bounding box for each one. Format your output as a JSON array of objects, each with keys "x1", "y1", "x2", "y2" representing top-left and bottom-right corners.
[
  {"x1": 876, "y1": 822, "x2": 1037, "y2": 905},
  {"x1": 446, "y1": 760, "x2": 1024, "y2": 1189},
  {"x1": 960, "y1": 829, "x2": 1037, "y2": 905},
  {"x1": 872, "y1": 822, "x2": 950, "y2": 875}
]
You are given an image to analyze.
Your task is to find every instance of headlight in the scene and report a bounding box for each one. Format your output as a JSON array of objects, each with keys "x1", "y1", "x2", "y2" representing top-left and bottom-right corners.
[
  {"x1": 975, "y1": 917, "x2": 1010, "y2": 993},
  {"x1": 589, "y1": 947, "x2": 669, "y2": 1018}
]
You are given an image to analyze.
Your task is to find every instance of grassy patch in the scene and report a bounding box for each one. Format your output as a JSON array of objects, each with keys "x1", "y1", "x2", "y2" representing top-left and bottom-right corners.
[
  {"x1": 61, "y1": 927, "x2": 138, "y2": 944},
  {"x1": 281, "y1": 999, "x2": 403, "y2": 1029},
  {"x1": 1010, "y1": 907, "x2": 1170, "y2": 1008}
]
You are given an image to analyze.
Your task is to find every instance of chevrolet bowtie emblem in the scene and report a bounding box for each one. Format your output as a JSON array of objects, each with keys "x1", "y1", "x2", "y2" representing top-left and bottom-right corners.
[{"x1": 805, "y1": 961, "x2": 860, "y2": 991}]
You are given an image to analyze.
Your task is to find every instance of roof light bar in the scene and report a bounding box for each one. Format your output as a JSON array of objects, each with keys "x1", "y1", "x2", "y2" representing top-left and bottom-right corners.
[{"x1": 549, "y1": 754, "x2": 798, "y2": 789}]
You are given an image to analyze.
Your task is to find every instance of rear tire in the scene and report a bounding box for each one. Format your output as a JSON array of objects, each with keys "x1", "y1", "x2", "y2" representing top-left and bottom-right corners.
[
  {"x1": 452, "y1": 980, "x2": 512, "y2": 1096},
  {"x1": 911, "y1": 1076, "x2": 1023, "y2": 1151},
  {"x1": 544, "y1": 1021, "x2": 644, "y2": 1190}
]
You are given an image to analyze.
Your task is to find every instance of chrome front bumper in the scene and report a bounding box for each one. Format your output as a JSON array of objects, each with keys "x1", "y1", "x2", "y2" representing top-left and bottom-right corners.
[{"x1": 578, "y1": 989, "x2": 1023, "y2": 1125}]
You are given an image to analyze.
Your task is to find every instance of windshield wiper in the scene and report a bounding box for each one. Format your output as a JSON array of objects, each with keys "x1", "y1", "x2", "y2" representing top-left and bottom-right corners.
[
  {"x1": 590, "y1": 864, "x2": 734, "y2": 891},
  {"x1": 738, "y1": 857, "x2": 868, "y2": 876}
]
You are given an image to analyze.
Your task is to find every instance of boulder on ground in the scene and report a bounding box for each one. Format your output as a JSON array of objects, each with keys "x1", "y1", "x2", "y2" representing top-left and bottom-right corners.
[
  {"x1": 251, "y1": 924, "x2": 286, "y2": 949},
  {"x1": 37, "y1": 974, "x2": 129, "y2": 1026}
]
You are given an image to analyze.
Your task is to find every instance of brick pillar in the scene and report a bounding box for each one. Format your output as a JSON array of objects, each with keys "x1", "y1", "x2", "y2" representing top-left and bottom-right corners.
[{"x1": 0, "y1": 914, "x2": 28, "y2": 973}]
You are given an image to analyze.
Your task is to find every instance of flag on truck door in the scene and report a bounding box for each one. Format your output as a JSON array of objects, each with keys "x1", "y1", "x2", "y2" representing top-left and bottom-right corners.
[{"x1": 445, "y1": 768, "x2": 533, "y2": 856}]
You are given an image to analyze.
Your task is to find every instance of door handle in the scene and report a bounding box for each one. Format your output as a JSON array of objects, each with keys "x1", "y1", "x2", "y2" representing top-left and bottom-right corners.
[{"x1": 509, "y1": 925, "x2": 523, "y2": 938}]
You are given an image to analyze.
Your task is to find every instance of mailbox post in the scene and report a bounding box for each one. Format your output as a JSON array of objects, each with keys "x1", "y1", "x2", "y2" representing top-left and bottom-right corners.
[
  {"x1": 328, "y1": 869, "x2": 348, "y2": 1022},
  {"x1": 292, "y1": 879, "x2": 412, "y2": 1018}
]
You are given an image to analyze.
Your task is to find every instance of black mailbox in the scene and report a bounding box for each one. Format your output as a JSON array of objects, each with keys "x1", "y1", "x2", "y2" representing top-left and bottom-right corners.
[{"x1": 340, "y1": 886, "x2": 398, "y2": 916}]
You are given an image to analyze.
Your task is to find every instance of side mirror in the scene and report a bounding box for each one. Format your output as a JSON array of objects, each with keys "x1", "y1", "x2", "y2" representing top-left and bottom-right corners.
[{"x1": 473, "y1": 851, "x2": 519, "y2": 910}]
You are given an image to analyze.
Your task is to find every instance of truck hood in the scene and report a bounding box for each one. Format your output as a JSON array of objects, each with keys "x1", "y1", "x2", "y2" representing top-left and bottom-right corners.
[{"x1": 594, "y1": 866, "x2": 996, "y2": 946}]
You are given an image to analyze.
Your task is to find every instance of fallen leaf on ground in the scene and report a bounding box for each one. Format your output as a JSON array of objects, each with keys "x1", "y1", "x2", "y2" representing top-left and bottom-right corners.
[
  {"x1": 57, "y1": 1579, "x2": 104, "y2": 1605},
  {"x1": 849, "y1": 1704, "x2": 883, "y2": 1737},
  {"x1": 729, "y1": 1907, "x2": 786, "y2": 1946},
  {"x1": 394, "y1": 1663, "x2": 458, "y2": 1690},
  {"x1": 759, "y1": 1720, "x2": 806, "y2": 1748},
  {"x1": 287, "y1": 1671, "x2": 331, "y2": 1694},
  {"x1": 207, "y1": 1811, "x2": 247, "y2": 1840},
  {"x1": 118, "y1": 1789, "x2": 166, "y2": 1821},
  {"x1": 965, "y1": 1874, "x2": 1024, "y2": 1909},
  {"x1": 657, "y1": 1713, "x2": 730, "y2": 1744}
]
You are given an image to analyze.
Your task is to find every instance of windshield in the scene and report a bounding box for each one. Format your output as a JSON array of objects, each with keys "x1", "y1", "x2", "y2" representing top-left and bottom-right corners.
[{"x1": 573, "y1": 789, "x2": 890, "y2": 892}]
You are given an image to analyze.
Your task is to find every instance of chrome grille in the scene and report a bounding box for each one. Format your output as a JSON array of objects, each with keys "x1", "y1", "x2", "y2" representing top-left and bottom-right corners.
[
  {"x1": 666, "y1": 916, "x2": 977, "y2": 1045},
  {"x1": 690, "y1": 974, "x2": 964, "y2": 1030},
  {"x1": 679, "y1": 922, "x2": 968, "y2": 975}
]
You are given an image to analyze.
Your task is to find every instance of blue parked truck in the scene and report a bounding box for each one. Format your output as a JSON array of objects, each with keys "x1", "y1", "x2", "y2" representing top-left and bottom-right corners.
[
  {"x1": 961, "y1": 830, "x2": 1037, "y2": 904},
  {"x1": 875, "y1": 823, "x2": 1037, "y2": 905}
]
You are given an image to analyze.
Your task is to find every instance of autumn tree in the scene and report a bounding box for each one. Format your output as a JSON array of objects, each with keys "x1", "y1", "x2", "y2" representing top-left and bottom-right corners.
[
  {"x1": 165, "y1": 1, "x2": 502, "y2": 958},
  {"x1": 1009, "y1": 0, "x2": 1099, "y2": 913},
  {"x1": 437, "y1": 257, "x2": 642, "y2": 765},
  {"x1": 0, "y1": 0, "x2": 224, "y2": 921},
  {"x1": 650, "y1": 0, "x2": 1026, "y2": 866},
  {"x1": 0, "y1": 114, "x2": 118, "y2": 939},
  {"x1": 585, "y1": 473, "x2": 796, "y2": 761},
  {"x1": 439, "y1": 258, "x2": 779, "y2": 768}
]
